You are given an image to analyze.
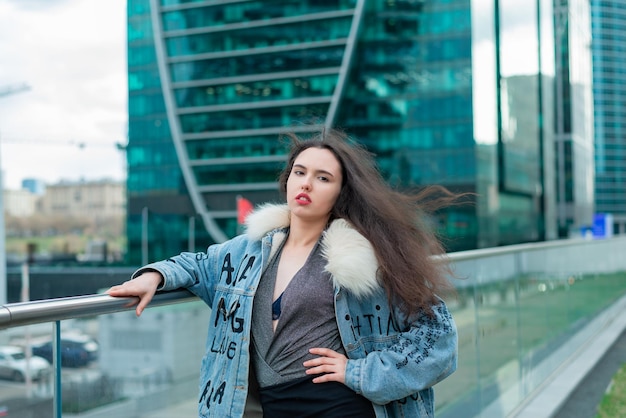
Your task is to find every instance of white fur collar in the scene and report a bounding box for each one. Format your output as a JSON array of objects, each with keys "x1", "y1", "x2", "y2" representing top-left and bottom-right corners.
[{"x1": 244, "y1": 204, "x2": 380, "y2": 297}]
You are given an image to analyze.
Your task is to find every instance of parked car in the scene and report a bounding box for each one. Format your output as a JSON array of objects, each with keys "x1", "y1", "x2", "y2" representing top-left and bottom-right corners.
[
  {"x1": 32, "y1": 335, "x2": 98, "y2": 368},
  {"x1": 0, "y1": 345, "x2": 51, "y2": 382}
]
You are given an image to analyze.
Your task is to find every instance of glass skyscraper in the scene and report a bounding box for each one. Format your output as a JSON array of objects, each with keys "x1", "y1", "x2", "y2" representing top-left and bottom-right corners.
[
  {"x1": 126, "y1": 0, "x2": 595, "y2": 264},
  {"x1": 552, "y1": 0, "x2": 595, "y2": 237},
  {"x1": 591, "y1": 0, "x2": 626, "y2": 234}
]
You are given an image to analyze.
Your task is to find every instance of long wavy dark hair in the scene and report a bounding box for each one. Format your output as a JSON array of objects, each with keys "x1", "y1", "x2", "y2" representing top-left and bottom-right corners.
[{"x1": 278, "y1": 128, "x2": 462, "y2": 316}]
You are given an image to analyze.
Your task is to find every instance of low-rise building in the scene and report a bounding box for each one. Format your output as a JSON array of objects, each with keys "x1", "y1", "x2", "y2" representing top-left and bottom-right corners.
[{"x1": 39, "y1": 179, "x2": 125, "y2": 219}]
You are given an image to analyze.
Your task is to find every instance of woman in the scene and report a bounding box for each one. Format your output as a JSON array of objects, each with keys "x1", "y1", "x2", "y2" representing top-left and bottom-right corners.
[{"x1": 107, "y1": 128, "x2": 458, "y2": 418}]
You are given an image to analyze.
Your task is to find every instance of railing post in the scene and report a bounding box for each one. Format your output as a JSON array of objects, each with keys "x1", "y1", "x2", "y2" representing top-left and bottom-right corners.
[{"x1": 53, "y1": 321, "x2": 62, "y2": 418}]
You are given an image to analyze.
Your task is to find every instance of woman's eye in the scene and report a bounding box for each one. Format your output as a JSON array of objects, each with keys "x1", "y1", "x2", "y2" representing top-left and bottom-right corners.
[{"x1": 318, "y1": 176, "x2": 329, "y2": 182}]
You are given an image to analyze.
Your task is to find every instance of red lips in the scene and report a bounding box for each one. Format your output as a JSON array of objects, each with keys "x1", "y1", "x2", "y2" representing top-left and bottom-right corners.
[{"x1": 295, "y1": 193, "x2": 311, "y2": 205}]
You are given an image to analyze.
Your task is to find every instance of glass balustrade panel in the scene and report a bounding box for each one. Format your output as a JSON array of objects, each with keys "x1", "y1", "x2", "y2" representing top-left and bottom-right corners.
[{"x1": 0, "y1": 324, "x2": 54, "y2": 417}]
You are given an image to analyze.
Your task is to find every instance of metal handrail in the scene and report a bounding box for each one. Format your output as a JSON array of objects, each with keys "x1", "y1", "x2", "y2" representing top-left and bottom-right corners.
[
  {"x1": 3, "y1": 236, "x2": 626, "y2": 330},
  {"x1": 447, "y1": 235, "x2": 626, "y2": 261},
  {"x1": 0, "y1": 289, "x2": 198, "y2": 330}
]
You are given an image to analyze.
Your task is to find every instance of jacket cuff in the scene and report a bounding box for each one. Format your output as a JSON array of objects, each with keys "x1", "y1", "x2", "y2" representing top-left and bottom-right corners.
[
  {"x1": 344, "y1": 359, "x2": 363, "y2": 395},
  {"x1": 131, "y1": 267, "x2": 165, "y2": 290}
]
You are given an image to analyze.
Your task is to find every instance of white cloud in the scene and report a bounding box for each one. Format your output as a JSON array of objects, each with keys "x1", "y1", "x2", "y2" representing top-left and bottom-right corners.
[{"x1": 0, "y1": 0, "x2": 127, "y2": 189}]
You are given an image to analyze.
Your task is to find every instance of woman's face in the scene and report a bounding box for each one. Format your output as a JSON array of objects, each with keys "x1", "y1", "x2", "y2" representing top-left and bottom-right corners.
[{"x1": 286, "y1": 147, "x2": 343, "y2": 223}]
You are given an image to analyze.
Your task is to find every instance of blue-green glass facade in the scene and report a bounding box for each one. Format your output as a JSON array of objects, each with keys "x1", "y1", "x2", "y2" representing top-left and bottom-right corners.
[
  {"x1": 553, "y1": 0, "x2": 595, "y2": 237},
  {"x1": 126, "y1": 0, "x2": 560, "y2": 264},
  {"x1": 591, "y1": 0, "x2": 626, "y2": 234},
  {"x1": 127, "y1": 0, "x2": 216, "y2": 265}
]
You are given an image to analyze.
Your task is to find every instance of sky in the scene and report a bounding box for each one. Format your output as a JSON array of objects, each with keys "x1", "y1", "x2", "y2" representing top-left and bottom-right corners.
[{"x1": 0, "y1": 0, "x2": 127, "y2": 190}]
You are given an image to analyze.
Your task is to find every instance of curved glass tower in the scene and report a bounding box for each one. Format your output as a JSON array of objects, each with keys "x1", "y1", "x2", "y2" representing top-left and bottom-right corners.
[
  {"x1": 126, "y1": 0, "x2": 558, "y2": 264},
  {"x1": 152, "y1": 0, "x2": 364, "y2": 245}
]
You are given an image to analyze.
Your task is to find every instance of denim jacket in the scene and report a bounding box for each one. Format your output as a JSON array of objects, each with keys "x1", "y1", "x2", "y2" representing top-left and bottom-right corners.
[{"x1": 135, "y1": 204, "x2": 457, "y2": 418}]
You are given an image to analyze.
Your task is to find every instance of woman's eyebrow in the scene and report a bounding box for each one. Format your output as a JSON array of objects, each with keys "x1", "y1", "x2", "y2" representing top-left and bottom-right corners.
[
  {"x1": 316, "y1": 169, "x2": 336, "y2": 178},
  {"x1": 293, "y1": 163, "x2": 336, "y2": 178}
]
